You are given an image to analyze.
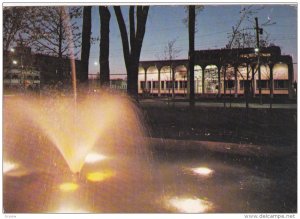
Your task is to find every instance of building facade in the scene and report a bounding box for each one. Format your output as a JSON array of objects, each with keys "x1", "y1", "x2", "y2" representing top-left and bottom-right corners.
[
  {"x1": 138, "y1": 46, "x2": 294, "y2": 98},
  {"x1": 3, "y1": 46, "x2": 83, "y2": 93},
  {"x1": 3, "y1": 46, "x2": 40, "y2": 92}
]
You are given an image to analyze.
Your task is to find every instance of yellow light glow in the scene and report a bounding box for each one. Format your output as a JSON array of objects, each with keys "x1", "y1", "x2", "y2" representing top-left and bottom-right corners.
[
  {"x1": 56, "y1": 206, "x2": 89, "y2": 213},
  {"x1": 84, "y1": 153, "x2": 108, "y2": 163},
  {"x1": 59, "y1": 182, "x2": 79, "y2": 192},
  {"x1": 3, "y1": 161, "x2": 18, "y2": 173},
  {"x1": 191, "y1": 167, "x2": 214, "y2": 176},
  {"x1": 168, "y1": 197, "x2": 213, "y2": 213},
  {"x1": 56, "y1": 207, "x2": 90, "y2": 214},
  {"x1": 86, "y1": 170, "x2": 115, "y2": 182}
]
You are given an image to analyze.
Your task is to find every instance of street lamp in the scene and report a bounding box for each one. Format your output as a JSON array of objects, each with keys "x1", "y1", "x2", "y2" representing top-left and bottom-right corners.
[
  {"x1": 12, "y1": 60, "x2": 18, "y2": 65},
  {"x1": 10, "y1": 48, "x2": 15, "y2": 53},
  {"x1": 254, "y1": 47, "x2": 259, "y2": 53}
]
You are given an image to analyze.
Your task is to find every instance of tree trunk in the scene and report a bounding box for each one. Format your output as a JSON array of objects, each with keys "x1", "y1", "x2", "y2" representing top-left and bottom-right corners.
[
  {"x1": 127, "y1": 61, "x2": 139, "y2": 98},
  {"x1": 99, "y1": 6, "x2": 111, "y2": 87},
  {"x1": 188, "y1": 6, "x2": 195, "y2": 106},
  {"x1": 114, "y1": 6, "x2": 149, "y2": 99},
  {"x1": 80, "y1": 6, "x2": 92, "y2": 83}
]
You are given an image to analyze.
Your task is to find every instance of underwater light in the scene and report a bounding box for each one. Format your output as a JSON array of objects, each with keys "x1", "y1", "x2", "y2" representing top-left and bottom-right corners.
[
  {"x1": 191, "y1": 167, "x2": 214, "y2": 176},
  {"x1": 86, "y1": 170, "x2": 116, "y2": 182},
  {"x1": 3, "y1": 161, "x2": 18, "y2": 173},
  {"x1": 84, "y1": 153, "x2": 108, "y2": 164},
  {"x1": 59, "y1": 182, "x2": 79, "y2": 192},
  {"x1": 168, "y1": 197, "x2": 213, "y2": 213}
]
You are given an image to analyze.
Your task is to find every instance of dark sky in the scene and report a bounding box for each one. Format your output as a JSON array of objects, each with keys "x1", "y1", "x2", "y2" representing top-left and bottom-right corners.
[{"x1": 88, "y1": 4, "x2": 297, "y2": 80}]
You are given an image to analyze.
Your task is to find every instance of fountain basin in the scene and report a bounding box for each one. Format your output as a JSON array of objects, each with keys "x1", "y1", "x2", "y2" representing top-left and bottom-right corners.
[{"x1": 3, "y1": 138, "x2": 296, "y2": 213}]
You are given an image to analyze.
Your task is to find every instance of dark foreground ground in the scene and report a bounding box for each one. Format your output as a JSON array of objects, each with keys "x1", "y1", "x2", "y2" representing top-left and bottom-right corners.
[
  {"x1": 139, "y1": 102, "x2": 297, "y2": 212},
  {"x1": 141, "y1": 104, "x2": 297, "y2": 148},
  {"x1": 3, "y1": 95, "x2": 298, "y2": 213}
]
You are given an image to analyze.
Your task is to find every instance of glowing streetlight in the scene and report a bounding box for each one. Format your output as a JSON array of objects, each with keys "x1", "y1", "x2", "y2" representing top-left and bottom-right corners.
[
  {"x1": 12, "y1": 60, "x2": 18, "y2": 65},
  {"x1": 10, "y1": 48, "x2": 15, "y2": 52},
  {"x1": 254, "y1": 47, "x2": 259, "y2": 53}
]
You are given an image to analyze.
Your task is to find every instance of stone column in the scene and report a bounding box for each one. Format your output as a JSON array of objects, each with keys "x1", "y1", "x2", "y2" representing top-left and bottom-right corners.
[
  {"x1": 251, "y1": 65, "x2": 256, "y2": 97},
  {"x1": 223, "y1": 66, "x2": 226, "y2": 95},
  {"x1": 202, "y1": 65, "x2": 205, "y2": 94},
  {"x1": 186, "y1": 65, "x2": 190, "y2": 98},
  {"x1": 217, "y1": 66, "x2": 221, "y2": 97},
  {"x1": 172, "y1": 66, "x2": 175, "y2": 99},
  {"x1": 158, "y1": 67, "x2": 161, "y2": 97},
  {"x1": 269, "y1": 64, "x2": 274, "y2": 98},
  {"x1": 234, "y1": 65, "x2": 238, "y2": 98},
  {"x1": 288, "y1": 63, "x2": 294, "y2": 99},
  {"x1": 144, "y1": 67, "x2": 148, "y2": 91}
]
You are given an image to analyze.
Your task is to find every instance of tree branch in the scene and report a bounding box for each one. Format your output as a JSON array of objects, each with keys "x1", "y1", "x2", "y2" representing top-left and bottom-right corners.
[
  {"x1": 114, "y1": 6, "x2": 131, "y2": 65},
  {"x1": 129, "y1": 6, "x2": 135, "y2": 53}
]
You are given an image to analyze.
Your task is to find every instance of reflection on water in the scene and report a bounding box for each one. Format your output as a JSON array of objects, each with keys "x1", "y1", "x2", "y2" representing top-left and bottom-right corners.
[
  {"x1": 167, "y1": 197, "x2": 214, "y2": 213},
  {"x1": 55, "y1": 204, "x2": 90, "y2": 213},
  {"x1": 59, "y1": 182, "x2": 79, "y2": 192},
  {"x1": 86, "y1": 170, "x2": 116, "y2": 182},
  {"x1": 84, "y1": 153, "x2": 108, "y2": 164},
  {"x1": 3, "y1": 161, "x2": 18, "y2": 173},
  {"x1": 190, "y1": 167, "x2": 214, "y2": 177}
]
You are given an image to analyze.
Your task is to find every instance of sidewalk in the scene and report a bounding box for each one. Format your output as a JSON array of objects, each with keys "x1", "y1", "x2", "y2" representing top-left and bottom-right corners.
[{"x1": 140, "y1": 98, "x2": 297, "y2": 109}]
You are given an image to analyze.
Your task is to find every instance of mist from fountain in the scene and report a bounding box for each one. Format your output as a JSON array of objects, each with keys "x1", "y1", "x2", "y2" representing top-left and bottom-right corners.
[{"x1": 4, "y1": 92, "x2": 150, "y2": 174}]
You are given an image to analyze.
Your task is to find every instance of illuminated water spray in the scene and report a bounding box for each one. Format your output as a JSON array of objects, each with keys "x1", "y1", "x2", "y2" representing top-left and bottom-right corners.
[
  {"x1": 61, "y1": 6, "x2": 77, "y2": 104},
  {"x1": 4, "y1": 8, "x2": 149, "y2": 174},
  {"x1": 4, "y1": 93, "x2": 148, "y2": 173}
]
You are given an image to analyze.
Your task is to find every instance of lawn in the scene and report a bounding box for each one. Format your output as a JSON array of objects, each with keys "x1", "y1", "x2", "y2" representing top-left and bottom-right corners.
[{"x1": 141, "y1": 105, "x2": 297, "y2": 148}]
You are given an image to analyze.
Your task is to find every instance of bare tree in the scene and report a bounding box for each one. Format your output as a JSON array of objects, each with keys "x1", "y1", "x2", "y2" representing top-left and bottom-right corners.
[
  {"x1": 225, "y1": 5, "x2": 275, "y2": 108},
  {"x1": 80, "y1": 6, "x2": 92, "y2": 83},
  {"x1": 27, "y1": 6, "x2": 82, "y2": 80},
  {"x1": 99, "y1": 6, "x2": 111, "y2": 87},
  {"x1": 182, "y1": 5, "x2": 204, "y2": 29},
  {"x1": 163, "y1": 39, "x2": 181, "y2": 99},
  {"x1": 3, "y1": 7, "x2": 31, "y2": 51},
  {"x1": 114, "y1": 6, "x2": 149, "y2": 100}
]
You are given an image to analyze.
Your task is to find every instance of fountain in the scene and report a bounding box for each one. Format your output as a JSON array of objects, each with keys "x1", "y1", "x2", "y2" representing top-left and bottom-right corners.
[
  {"x1": 3, "y1": 90, "x2": 297, "y2": 213},
  {"x1": 3, "y1": 92, "x2": 151, "y2": 172},
  {"x1": 2, "y1": 7, "x2": 296, "y2": 213},
  {"x1": 3, "y1": 90, "x2": 159, "y2": 212},
  {"x1": 3, "y1": 9, "x2": 159, "y2": 211}
]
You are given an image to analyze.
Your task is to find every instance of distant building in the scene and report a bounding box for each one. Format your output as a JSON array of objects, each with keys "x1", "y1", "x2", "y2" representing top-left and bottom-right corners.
[
  {"x1": 87, "y1": 73, "x2": 127, "y2": 92},
  {"x1": 3, "y1": 46, "x2": 40, "y2": 93},
  {"x1": 3, "y1": 46, "x2": 82, "y2": 93},
  {"x1": 139, "y1": 46, "x2": 294, "y2": 98},
  {"x1": 110, "y1": 78, "x2": 127, "y2": 91}
]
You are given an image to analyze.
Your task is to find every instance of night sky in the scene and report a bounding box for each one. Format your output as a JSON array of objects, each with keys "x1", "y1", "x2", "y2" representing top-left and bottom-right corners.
[{"x1": 87, "y1": 4, "x2": 297, "y2": 80}]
